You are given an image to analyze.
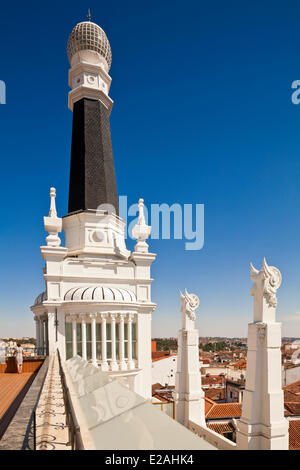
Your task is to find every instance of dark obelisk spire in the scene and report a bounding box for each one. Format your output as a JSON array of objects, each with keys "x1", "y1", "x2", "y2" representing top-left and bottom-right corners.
[
  {"x1": 67, "y1": 17, "x2": 119, "y2": 215},
  {"x1": 68, "y1": 98, "x2": 118, "y2": 214}
]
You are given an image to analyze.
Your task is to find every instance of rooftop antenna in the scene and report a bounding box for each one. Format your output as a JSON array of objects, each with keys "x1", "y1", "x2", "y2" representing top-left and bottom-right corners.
[{"x1": 86, "y1": 8, "x2": 92, "y2": 22}]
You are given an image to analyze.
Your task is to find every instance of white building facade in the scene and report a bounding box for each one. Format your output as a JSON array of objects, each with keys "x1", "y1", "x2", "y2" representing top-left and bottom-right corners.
[
  {"x1": 152, "y1": 355, "x2": 178, "y2": 387},
  {"x1": 31, "y1": 19, "x2": 156, "y2": 399}
]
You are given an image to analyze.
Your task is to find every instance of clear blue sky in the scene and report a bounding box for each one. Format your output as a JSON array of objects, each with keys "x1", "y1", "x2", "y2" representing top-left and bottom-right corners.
[{"x1": 1, "y1": 0, "x2": 300, "y2": 338}]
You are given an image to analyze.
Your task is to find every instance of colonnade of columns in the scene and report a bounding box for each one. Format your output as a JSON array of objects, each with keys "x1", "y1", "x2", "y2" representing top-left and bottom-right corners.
[
  {"x1": 34, "y1": 314, "x2": 48, "y2": 355},
  {"x1": 68, "y1": 312, "x2": 136, "y2": 371}
]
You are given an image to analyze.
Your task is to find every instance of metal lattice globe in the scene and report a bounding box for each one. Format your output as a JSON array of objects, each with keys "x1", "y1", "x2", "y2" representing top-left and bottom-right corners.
[{"x1": 67, "y1": 21, "x2": 112, "y2": 70}]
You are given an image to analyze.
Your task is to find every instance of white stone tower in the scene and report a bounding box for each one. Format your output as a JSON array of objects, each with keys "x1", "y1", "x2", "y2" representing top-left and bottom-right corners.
[
  {"x1": 236, "y1": 258, "x2": 289, "y2": 450},
  {"x1": 31, "y1": 16, "x2": 156, "y2": 399},
  {"x1": 174, "y1": 290, "x2": 205, "y2": 427}
]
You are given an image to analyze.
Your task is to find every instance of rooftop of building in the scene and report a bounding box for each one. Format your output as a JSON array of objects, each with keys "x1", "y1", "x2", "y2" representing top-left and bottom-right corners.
[
  {"x1": 284, "y1": 390, "x2": 300, "y2": 403},
  {"x1": 152, "y1": 383, "x2": 175, "y2": 402},
  {"x1": 151, "y1": 351, "x2": 176, "y2": 362},
  {"x1": 207, "y1": 421, "x2": 235, "y2": 436},
  {"x1": 0, "y1": 358, "x2": 44, "y2": 441},
  {"x1": 284, "y1": 380, "x2": 300, "y2": 394},
  {"x1": 204, "y1": 398, "x2": 242, "y2": 419},
  {"x1": 284, "y1": 402, "x2": 300, "y2": 416},
  {"x1": 284, "y1": 362, "x2": 300, "y2": 370},
  {"x1": 202, "y1": 375, "x2": 225, "y2": 386},
  {"x1": 231, "y1": 359, "x2": 247, "y2": 369},
  {"x1": 289, "y1": 420, "x2": 300, "y2": 450},
  {"x1": 204, "y1": 387, "x2": 226, "y2": 402}
]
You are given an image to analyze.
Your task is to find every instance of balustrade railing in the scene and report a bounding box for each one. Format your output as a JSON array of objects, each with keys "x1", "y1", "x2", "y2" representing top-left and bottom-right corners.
[
  {"x1": 3, "y1": 346, "x2": 47, "y2": 358},
  {"x1": 57, "y1": 350, "x2": 84, "y2": 450}
]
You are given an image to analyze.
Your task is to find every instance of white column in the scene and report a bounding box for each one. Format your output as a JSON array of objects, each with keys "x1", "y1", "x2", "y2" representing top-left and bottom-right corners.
[
  {"x1": 236, "y1": 258, "x2": 289, "y2": 450},
  {"x1": 34, "y1": 316, "x2": 40, "y2": 351},
  {"x1": 134, "y1": 313, "x2": 152, "y2": 399},
  {"x1": 72, "y1": 316, "x2": 77, "y2": 357},
  {"x1": 127, "y1": 313, "x2": 135, "y2": 370},
  {"x1": 81, "y1": 314, "x2": 87, "y2": 361},
  {"x1": 39, "y1": 317, "x2": 43, "y2": 353},
  {"x1": 40, "y1": 317, "x2": 45, "y2": 354},
  {"x1": 174, "y1": 290, "x2": 205, "y2": 428},
  {"x1": 57, "y1": 310, "x2": 66, "y2": 361},
  {"x1": 90, "y1": 313, "x2": 97, "y2": 367},
  {"x1": 110, "y1": 314, "x2": 118, "y2": 371},
  {"x1": 45, "y1": 317, "x2": 49, "y2": 355},
  {"x1": 101, "y1": 314, "x2": 109, "y2": 371},
  {"x1": 47, "y1": 311, "x2": 56, "y2": 356},
  {"x1": 119, "y1": 314, "x2": 127, "y2": 371}
]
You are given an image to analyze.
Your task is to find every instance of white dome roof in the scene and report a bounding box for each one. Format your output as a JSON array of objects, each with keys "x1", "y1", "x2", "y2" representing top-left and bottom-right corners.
[
  {"x1": 34, "y1": 291, "x2": 47, "y2": 306},
  {"x1": 64, "y1": 286, "x2": 137, "y2": 302},
  {"x1": 67, "y1": 21, "x2": 112, "y2": 69}
]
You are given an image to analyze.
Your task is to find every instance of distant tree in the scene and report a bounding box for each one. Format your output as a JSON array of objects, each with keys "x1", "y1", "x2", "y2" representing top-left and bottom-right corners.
[{"x1": 153, "y1": 338, "x2": 178, "y2": 352}]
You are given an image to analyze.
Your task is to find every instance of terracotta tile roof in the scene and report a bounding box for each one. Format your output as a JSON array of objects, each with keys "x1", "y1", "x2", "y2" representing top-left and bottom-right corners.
[
  {"x1": 152, "y1": 353, "x2": 176, "y2": 362},
  {"x1": 289, "y1": 420, "x2": 300, "y2": 450},
  {"x1": 152, "y1": 383, "x2": 175, "y2": 402},
  {"x1": 285, "y1": 349, "x2": 298, "y2": 356},
  {"x1": 284, "y1": 403, "x2": 300, "y2": 416},
  {"x1": 232, "y1": 360, "x2": 247, "y2": 369},
  {"x1": 202, "y1": 375, "x2": 224, "y2": 386},
  {"x1": 152, "y1": 356, "x2": 171, "y2": 362},
  {"x1": 204, "y1": 397, "x2": 215, "y2": 415},
  {"x1": 152, "y1": 351, "x2": 171, "y2": 360},
  {"x1": 152, "y1": 383, "x2": 163, "y2": 394},
  {"x1": 206, "y1": 401, "x2": 242, "y2": 419},
  {"x1": 284, "y1": 390, "x2": 300, "y2": 403},
  {"x1": 284, "y1": 381, "x2": 300, "y2": 394},
  {"x1": 207, "y1": 422, "x2": 235, "y2": 436},
  {"x1": 205, "y1": 387, "x2": 225, "y2": 401}
]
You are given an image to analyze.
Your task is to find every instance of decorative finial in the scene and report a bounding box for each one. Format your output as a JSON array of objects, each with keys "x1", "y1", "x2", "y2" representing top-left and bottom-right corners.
[
  {"x1": 250, "y1": 258, "x2": 282, "y2": 308},
  {"x1": 87, "y1": 8, "x2": 92, "y2": 22},
  {"x1": 180, "y1": 289, "x2": 200, "y2": 329},
  {"x1": 49, "y1": 187, "x2": 57, "y2": 218},
  {"x1": 44, "y1": 187, "x2": 62, "y2": 247},
  {"x1": 132, "y1": 198, "x2": 151, "y2": 253}
]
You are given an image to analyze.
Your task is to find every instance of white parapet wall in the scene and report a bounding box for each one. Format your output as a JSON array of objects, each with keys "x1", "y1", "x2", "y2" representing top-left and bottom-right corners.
[
  {"x1": 188, "y1": 421, "x2": 236, "y2": 451},
  {"x1": 152, "y1": 355, "x2": 178, "y2": 387},
  {"x1": 62, "y1": 356, "x2": 217, "y2": 450}
]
